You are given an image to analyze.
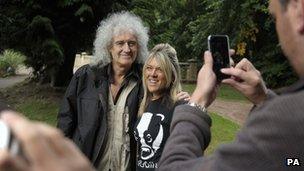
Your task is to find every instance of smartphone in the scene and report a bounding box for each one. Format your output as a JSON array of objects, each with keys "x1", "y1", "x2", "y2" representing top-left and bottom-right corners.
[
  {"x1": 0, "y1": 120, "x2": 21, "y2": 156},
  {"x1": 208, "y1": 35, "x2": 230, "y2": 82}
]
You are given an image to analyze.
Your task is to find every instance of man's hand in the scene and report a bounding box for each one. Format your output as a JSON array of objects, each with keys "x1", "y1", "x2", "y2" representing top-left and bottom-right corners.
[
  {"x1": 177, "y1": 91, "x2": 191, "y2": 102},
  {"x1": 0, "y1": 111, "x2": 95, "y2": 171},
  {"x1": 221, "y1": 58, "x2": 267, "y2": 105},
  {"x1": 189, "y1": 51, "x2": 218, "y2": 108}
]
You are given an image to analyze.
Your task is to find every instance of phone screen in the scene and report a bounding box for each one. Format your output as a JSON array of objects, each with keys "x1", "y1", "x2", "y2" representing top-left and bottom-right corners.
[{"x1": 208, "y1": 35, "x2": 230, "y2": 81}]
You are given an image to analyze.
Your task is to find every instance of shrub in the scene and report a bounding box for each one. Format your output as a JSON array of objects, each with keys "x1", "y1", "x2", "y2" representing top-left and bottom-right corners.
[{"x1": 0, "y1": 49, "x2": 26, "y2": 77}]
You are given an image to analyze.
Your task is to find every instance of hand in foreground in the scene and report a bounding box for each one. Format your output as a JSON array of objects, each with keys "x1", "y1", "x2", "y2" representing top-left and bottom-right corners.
[
  {"x1": 221, "y1": 58, "x2": 267, "y2": 105},
  {"x1": 0, "y1": 111, "x2": 95, "y2": 171},
  {"x1": 177, "y1": 91, "x2": 191, "y2": 102},
  {"x1": 189, "y1": 51, "x2": 218, "y2": 108}
]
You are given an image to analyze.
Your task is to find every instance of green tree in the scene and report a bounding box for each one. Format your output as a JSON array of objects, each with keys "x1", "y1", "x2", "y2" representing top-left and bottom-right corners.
[
  {"x1": 131, "y1": 0, "x2": 206, "y2": 61},
  {"x1": 0, "y1": 0, "x2": 130, "y2": 86},
  {"x1": 131, "y1": 0, "x2": 296, "y2": 88}
]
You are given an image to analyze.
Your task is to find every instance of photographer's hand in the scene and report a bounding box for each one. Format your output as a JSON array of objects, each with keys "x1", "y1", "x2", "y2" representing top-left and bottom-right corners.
[
  {"x1": 0, "y1": 111, "x2": 95, "y2": 171},
  {"x1": 189, "y1": 51, "x2": 218, "y2": 108},
  {"x1": 221, "y1": 58, "x2": 267, "y2": 105},
  {"x1": 177, "y1": 91, "x2": 191, "y2": 102}
]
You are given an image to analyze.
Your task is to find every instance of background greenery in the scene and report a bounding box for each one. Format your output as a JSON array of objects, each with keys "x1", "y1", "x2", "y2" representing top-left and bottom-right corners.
[
  {"x1": 0, "y1": 0, "x2": 298, "y2": 88},
  {"x1": 0, "y1": 49, "x2": 25, "y2": 77},
  {"x1": 131, "y1": 0, "x2": 297, "y2": 88}
]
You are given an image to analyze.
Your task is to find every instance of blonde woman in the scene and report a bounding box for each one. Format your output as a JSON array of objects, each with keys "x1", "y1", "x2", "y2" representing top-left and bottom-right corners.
[{"x1": 133, "y1": 43, "x2": 186, "y2": 170}]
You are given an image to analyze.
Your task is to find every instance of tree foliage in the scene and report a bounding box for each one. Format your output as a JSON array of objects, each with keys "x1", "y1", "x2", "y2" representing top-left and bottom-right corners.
[
  {"x1": 0, "y1": 0, "x2": 297, "y2": 88},
  {"x1": 131, "y1": 0, "x2": 297, "y2": 88},
  {"x1": 0, "y1": 0, "x2": 129, "y2": 86}
]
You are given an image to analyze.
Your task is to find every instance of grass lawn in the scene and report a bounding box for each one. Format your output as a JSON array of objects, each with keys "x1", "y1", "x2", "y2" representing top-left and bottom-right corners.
[
  {"x1": 15, "y1": 99, "x2": 240, "y2": 154},
  {"x1": 16, "y1": 99, "x2": 58, "y2": 126},
  {"x1": 183, "y1": 83, "x2": 248, "y2": 102},
  {"x1": 205, "y1": 112, "x2": 240, "y2": 154},
  {"x1": 2, "y1": 82, "x2": 241, "y2": 155}
]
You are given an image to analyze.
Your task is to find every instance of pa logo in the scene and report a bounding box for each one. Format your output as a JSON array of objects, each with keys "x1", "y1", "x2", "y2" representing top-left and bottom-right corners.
[{"x1": 286, "y1": 158, "x2": 301, "y2": 166}]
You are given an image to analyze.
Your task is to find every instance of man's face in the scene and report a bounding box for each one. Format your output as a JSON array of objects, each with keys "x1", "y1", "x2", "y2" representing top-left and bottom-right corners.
[
  {"x1": 109, "y1": 32, "x2": 138, "y2": 69},
  {"x1": 269, "y1": 0, "x2": 297, "y2": 62}
]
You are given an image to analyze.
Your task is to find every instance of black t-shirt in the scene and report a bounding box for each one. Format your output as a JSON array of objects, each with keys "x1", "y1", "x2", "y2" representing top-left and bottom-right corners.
[{"x1": 133, "y1": 97, "x2": 184, "y2": 171}]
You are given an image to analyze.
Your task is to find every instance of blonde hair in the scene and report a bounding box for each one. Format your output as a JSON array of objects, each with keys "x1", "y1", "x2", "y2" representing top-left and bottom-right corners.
[{"x1": 138, "y1": 43, "x2": 182, "y2": 116}]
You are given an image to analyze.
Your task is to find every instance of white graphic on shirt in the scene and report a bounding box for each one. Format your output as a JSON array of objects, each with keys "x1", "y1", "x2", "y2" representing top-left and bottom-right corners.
[{"x1": 136, "y1": 112, "x2": 164, "y2": 160}]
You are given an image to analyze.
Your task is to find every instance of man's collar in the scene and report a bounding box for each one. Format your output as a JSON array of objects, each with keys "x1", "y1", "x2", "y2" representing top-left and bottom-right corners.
[
  {"x1": 105, "y1": 63, "x2": 142, "y2": 84},
  {"x1": 278, "y1": 77, "x2": 304, "y2": 94}
]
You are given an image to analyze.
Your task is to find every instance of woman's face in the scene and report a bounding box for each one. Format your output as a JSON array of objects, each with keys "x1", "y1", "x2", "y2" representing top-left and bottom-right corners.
[
  {"x1": 144, "y1": 58, "x2": 167, "y2": 99},
  {"x1": 109, "y1": 32, "x2": 138, "y2": 69}
]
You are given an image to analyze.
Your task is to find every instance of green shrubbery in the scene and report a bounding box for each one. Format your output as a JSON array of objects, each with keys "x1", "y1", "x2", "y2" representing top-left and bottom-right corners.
[{"x1": 0, "y1": 49, "x2": 26, "y2": 77}]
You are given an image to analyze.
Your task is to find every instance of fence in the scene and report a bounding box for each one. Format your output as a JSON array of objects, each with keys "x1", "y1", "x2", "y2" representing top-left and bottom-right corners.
[
  {"x1": 73, "y1": 53, "x2": 198, "y2": 83},
  {"x1": 73, "y1": 52, "x2": 93, "y2": 73}
]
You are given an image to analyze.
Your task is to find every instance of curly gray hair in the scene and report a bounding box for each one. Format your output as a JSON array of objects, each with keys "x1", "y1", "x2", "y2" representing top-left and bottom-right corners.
[{"x1": 92, "y1": 11, "x2": 149, "y2": 66}]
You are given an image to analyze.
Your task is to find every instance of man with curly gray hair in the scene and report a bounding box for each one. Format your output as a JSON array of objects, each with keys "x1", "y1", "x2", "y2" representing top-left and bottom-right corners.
[
  {"x1": 57, "y1": 11, "x2": 149, "y2": 171},
  {"x1": 93, "y1": 11, "x2": 149, "y2": 66}
]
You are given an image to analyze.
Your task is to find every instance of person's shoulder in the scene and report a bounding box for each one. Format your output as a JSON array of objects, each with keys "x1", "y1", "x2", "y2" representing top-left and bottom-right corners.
[
  {"x1": 74, "y1": 64, "x2": 108, "y2": 79},
  {"x1": 267, "y1": 90, "x2": 304, "y2": 111},
  {"x1": 73, "y1": 64, "x2": 93, "y2": 78},
  {"x1": 249, "y1": 90, "x2": 304, "y2": 124},
  {"x1": 174, "y1": 99, "x2": 187, "y2": 107}
]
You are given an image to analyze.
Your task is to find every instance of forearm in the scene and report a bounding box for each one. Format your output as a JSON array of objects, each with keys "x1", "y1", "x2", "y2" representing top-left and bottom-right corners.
[
  {"x1": 250, "y1": 89, "x2": 278, "y2": 113},
  {"x1": 158, "y1": 105, "x2": 211, "y2": 171}
]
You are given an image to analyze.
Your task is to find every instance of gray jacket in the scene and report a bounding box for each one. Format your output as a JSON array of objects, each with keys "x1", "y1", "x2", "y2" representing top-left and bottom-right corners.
[{"x1": 158, "y1": 79, "x2": 304, "y2": 171}]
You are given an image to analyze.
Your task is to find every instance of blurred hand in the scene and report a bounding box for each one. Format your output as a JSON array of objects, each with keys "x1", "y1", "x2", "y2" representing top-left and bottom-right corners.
[
  {"x1": 0, "y1": 111, "x2": 95, "y2": 171},
  {"x1": 221, "y1": 58, "x2": 267, "y2": 105},
  {"x1": 189, "y1": 51, "x2": 218, "y2": 108},
  {"x1": 177, "y1": 91, "x2": 191, "y2": 102}
]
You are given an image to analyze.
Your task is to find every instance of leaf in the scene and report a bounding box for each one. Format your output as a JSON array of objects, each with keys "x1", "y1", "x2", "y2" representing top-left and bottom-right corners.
[{"x1": 75, "y1": 4, "x2": 93, "y2": 18}]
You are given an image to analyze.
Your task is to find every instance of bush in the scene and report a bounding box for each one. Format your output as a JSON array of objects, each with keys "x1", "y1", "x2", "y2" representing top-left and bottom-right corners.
[{"x1": 0, "y1": 49, "x2": 26, "y2": 77}]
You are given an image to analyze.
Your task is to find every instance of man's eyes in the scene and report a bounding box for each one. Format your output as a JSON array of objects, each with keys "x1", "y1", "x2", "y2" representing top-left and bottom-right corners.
[
  {"x1": 115, "y1": 41, "x2": 124, "y2": 46},
  {"x1": 114, "y1": 41, "x2": 137, "y2": 46}
]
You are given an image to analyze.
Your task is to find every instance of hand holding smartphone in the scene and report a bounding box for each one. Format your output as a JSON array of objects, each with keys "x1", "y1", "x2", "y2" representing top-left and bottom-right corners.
[{"x1": 208, "y1": 35, "x2": 230, "y2": 82}]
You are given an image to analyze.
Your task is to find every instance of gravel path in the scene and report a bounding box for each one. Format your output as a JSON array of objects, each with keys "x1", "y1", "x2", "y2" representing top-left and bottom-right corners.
[
  {"x1": 0, "y1": 75, "x2": 28, "y2": 89},
  {"x1": 208, "y1": 99, "x2": 253, "y2": 125},
  {"x1": 0, "y1": 66, "x2": 31, "y2": 89}
]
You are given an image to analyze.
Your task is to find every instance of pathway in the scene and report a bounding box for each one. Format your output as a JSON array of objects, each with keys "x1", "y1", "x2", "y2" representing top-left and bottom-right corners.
[
  {"x1": 208, "y1": 99, "x2": 253, "y2": 125},
  {"x1": 0, "y1": 66, "x2": 30, "y2": 89},
  {"x1": 0, "y1": 75, "x2": 28, "y2": 89}
]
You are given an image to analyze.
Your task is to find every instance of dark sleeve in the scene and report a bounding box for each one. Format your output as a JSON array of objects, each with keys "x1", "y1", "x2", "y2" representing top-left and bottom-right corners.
[
  {"x1": 57, "y1": 65, "x2": 90, "y2": 138},
  {"x1": 57, "y1": 74, "x2": 78, "y2": 138},
  {"x1": 159, "y1": 93, "x2": 304, "y2": 171},
  {"x1": 158, "y1": 104, "x2": 212, "y2": 171}
]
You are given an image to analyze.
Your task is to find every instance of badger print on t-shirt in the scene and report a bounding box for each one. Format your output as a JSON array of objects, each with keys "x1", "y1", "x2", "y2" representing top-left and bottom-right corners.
[{"x1": 135, "y1": 112, "x2": 164, "y2": 160}]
